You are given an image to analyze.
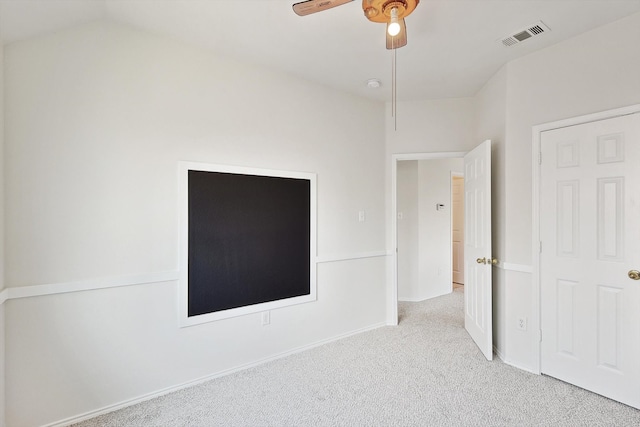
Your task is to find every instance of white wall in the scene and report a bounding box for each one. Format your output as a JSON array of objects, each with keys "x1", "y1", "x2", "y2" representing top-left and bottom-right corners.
[
  {"x1": 396, "y1": 161, "x2": 419, "y2": 300},
  {"x1": 384, "y1": 98, "x2": 474, "y2": 322},
  {"x1": 388, "y1": 12, "x2": 640, "y2": 373},
  {"x1": 385, "y1": 97, "x2": 476, "y2": 246},
  {"x1": 397, "y1": 158, "x2": 464, "y2": 301},
  {"x1": 501, "y1": 11, "x2": 640, "y2": 371},
  {"x1": 0, "y1": 40, "x2": 6, "y2": 427},
  {"x1": 474, "y1": 66, "x2": 507, "y2": 358},
  {"x1": 4, "y1": 21, "x2": 387, "y2": 426},
  {"x1": 4, "y1": 10, "x2": 640, "y2": 426},
  {"x1": 505, "y1": 11, "x2": 640, "y2": 266},
  {"x1": 384, "y1": 98, "x2": 475, "y2": 322},
  {"x1": 386, "y1": 14, "x2": 640, "y2": 371},
  {"x1": 417, "y1": 158, "x2": 463, "y2": 300},
  {"x1": 385, "y1": 98, "x2": 477, "y2": 155}
]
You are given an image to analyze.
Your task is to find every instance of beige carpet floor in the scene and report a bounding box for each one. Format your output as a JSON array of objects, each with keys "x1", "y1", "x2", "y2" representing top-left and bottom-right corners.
[{"x1": 74, "y1": 288, "x2": 640, "y2": 426}]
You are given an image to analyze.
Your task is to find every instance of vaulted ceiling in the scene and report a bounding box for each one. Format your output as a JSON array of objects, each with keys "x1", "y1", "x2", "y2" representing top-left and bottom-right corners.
[{"x1": 1, "y1": 0, "x2": 639, "y2": 101}]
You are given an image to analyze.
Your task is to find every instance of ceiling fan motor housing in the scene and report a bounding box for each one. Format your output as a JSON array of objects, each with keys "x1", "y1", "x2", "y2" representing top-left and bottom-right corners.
[{"x1": 362, "y1": 0, "x2": 419, "y2": 23}]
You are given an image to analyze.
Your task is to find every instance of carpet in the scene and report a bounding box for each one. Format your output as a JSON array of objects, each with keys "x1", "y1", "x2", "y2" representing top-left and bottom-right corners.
[{"x1": 74, "y1": 288, "x2": 640, "y2": 426}]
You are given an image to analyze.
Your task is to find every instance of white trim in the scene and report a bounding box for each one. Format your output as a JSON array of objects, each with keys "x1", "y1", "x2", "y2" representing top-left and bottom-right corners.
[
  {"x1": 315, "y1": 250, "x2": 389, "y2": 264},
  {"x1": 178, "y1": 161, "x2": 318, "y2": 328},
  {"x1": 502, "y1": 357, "x2": 539, "y2": 375},
  {"x1": 496, "y1": 262, "x2": 533, "y2": 274},
  {"x1": 390, "y1": 152, "x2": 467, "y2": 326},
  {"x1": 451, "y1": 171, "x2": 464, "y2": 287},
  {"x1": 43, "y1": 321, "x2": 387, "y2": 427},
  {"x1": 531, "y1": 104, "x2": 640, "y2": 376},
  {"x1": 533, "y1": 104, "x2": 640, "y2": 133},
  {"x1": 0, "y1": 252, "x2": 387, "y2": 305},
  {"x1": 393, "y1": 151, "x2": 467, "y2": 161},
  {"x1": 6, "y1": 271, "x2": 179, "y2": 301},
  {"x1": 398, "y1": 296, "x2": 430, "y2": 302}
]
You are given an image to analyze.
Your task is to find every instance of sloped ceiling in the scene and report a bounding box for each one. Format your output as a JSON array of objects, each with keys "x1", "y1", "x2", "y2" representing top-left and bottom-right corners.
[{"x1": 1, "y1": 0, "x2": 639, "y2": 101}]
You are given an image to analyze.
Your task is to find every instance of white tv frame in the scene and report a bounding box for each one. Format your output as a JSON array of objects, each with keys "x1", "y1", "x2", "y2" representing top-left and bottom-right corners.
[{"x1": 178, "y1": 161, "x2": 317, "y2": 327}]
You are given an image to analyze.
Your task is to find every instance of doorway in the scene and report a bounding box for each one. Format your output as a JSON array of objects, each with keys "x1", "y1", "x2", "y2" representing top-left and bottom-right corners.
[
  {"x1": 396, "y1": 158, "x2": 464, "y2": 302},
  {"x1": 390, "y1": 152, "x2": 465, "y2": 325},
  {"x1": 391, "y1": 141, "x2": 494, "y2": 360}
]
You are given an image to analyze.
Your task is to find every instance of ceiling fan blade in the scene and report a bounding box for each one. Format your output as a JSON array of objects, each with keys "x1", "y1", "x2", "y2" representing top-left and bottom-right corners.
[
  {"x1": 293, "y1": 0, "x2": 354, "y2": 16},
  {"x1": 386, "y1": 18, "x2": 407, "y2": 49}
]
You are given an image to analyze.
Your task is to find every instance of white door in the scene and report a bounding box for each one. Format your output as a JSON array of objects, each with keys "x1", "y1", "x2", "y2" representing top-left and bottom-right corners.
[
  {"x1": 452, "y1": 176, "x2": 464, "y2": 284},
  {"x1": 464, "y1": 140, "x2": 493, "y2": 361},
  {"x1": 540, "y1": 113, "x2": 640, "y2": 408}
]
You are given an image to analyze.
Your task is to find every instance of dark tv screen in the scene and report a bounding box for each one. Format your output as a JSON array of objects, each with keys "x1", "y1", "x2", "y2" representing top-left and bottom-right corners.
[{"x1": 187, "y1": 170, "x2": 311, "y2": 317}]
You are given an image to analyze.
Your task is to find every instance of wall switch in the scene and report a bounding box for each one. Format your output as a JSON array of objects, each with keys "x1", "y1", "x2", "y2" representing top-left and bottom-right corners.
[
  {"x1": 261, "y1": 311, "x2": 270, "y2": 326},
  {"x1": 358, "y1": 210, "x2": 366, "y2": 222},
  {"x1": 517, "y1": 317, "x2": 527, "y2": 331}
]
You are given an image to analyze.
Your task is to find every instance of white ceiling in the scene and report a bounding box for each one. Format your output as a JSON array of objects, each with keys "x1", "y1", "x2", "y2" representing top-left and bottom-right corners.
[{"x1": 1, "y1": 0, "x2": 639, "y2": 102}]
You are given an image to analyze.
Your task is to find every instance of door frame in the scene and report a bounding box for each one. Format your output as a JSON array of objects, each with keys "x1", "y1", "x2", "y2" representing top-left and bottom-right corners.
[
  {"x1": 451, "y1": 172, "x2": 464, "y2": 286},
  {"x1": 531, "y1": 103, "x2": 640, "y2": 374},
  {"x1": 390, "y1": 151, "x2": 466, "y2": 325}
]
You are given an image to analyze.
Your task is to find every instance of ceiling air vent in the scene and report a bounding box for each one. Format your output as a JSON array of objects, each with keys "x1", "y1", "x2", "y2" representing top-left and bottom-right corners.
[{"x1": 500, "y1": 21, "x2": 550, "y2": 47}]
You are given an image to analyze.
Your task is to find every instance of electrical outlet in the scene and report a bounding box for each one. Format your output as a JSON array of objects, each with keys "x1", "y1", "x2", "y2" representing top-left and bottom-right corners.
[{"x1": 517, "y1": 317, "x2": 527, "y2": 331}]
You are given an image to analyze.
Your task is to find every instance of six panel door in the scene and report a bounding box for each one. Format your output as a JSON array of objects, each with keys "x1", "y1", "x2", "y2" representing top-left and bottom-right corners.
[{"x1": 540, "y1": 113, "x2": 640, "y2": 409}]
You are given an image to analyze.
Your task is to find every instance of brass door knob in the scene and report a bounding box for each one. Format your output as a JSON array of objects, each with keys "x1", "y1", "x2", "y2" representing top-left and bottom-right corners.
[
  {"x1": 490, "y1": 258, "x2": 498, "y2": 265},
  {"x1": 629, "y1": 270, "x2": 640, "y2": 280},
  {"x1": 476, "y1": 257, "x2": 486, "y2": 264}
]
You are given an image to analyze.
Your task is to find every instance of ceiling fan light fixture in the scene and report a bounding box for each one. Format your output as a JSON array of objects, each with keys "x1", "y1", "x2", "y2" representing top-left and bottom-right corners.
[{"x1": 387, "y1": 7, "x2": 400, "y2": 36}]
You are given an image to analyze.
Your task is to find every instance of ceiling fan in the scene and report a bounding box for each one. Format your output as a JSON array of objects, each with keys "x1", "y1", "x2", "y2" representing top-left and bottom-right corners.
[{"x1": 293, "y1": 0, "x2": 420, "y2": 49}]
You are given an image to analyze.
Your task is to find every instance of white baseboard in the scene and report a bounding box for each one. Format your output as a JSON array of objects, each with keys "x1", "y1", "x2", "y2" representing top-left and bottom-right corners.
[
  {"x1": 399, "y1": 290, "x2": 452, "y2": 303},
  {"x1": 493, "y1": 345, "x2": 540, "y2": 375},
  {"x1": 494, "y1": 346, "x2": 540, "y2": 375},
  {"x1": 502, "y1": 357, "x2": 539, "y2": 375},
  {"x1": 44, "y1": 321, "x2": 388, "y2": 427},
  {"x1": 398, "y1": 296, "x2": 428, "y2": 302}
]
